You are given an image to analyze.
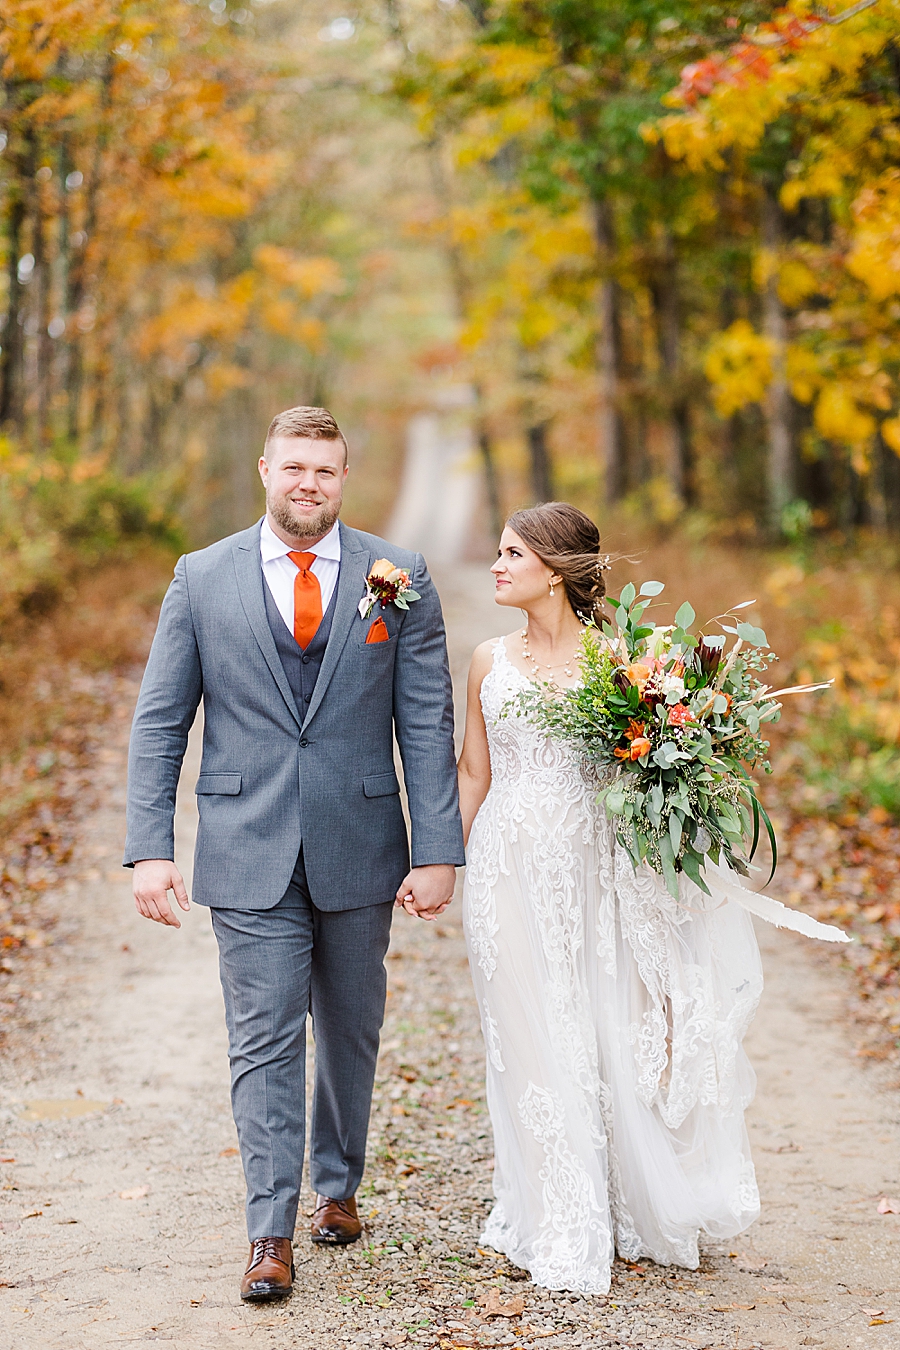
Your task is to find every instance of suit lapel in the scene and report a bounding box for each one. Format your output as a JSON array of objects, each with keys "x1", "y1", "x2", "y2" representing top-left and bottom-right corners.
[
  {"x1": 232, "y1": 527, "x2": 302, "y2": 729},
  {"x1": 301, "y1": 523, "x2": 369, "y2": 732}
]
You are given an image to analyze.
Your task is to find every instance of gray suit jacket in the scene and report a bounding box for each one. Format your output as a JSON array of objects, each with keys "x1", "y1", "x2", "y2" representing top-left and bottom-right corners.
[{"x1": 124, "y1": 519, "x2": 465, "y2": 909}]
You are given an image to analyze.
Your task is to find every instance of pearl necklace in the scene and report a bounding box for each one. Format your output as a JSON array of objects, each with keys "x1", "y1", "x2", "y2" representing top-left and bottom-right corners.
[{"x1": 521, "y1": 625, "x2": 586, "y2": 686}]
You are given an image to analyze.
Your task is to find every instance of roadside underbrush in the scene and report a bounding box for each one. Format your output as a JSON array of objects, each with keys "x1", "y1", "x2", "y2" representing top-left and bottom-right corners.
[
  {"x1": 0, "y1": 557, "x2": 173, "y2": 1022},
  {"x1": 0, "y1": 445, "x2": 179, "y2": 1012}
]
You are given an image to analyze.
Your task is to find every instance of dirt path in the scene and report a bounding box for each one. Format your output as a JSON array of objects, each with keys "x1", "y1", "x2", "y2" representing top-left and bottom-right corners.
[{"x1": 2, "y1": 565, "x2": 900, "y2": 1350}]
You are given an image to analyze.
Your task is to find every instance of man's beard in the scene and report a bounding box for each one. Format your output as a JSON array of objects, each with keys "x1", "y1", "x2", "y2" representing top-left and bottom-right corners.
[{"x1": 268, "y1": 491, "x2": 341, "y2": 541}]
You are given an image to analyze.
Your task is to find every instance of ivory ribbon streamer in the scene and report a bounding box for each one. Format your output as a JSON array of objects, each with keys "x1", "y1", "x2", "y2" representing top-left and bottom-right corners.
[{"x1": 705, "y1": 859, "x2": 851, "y2": 943}]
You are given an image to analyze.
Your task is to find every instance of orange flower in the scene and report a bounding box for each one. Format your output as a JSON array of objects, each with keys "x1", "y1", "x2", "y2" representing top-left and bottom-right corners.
[
  {"x1": 616, "y1": 718, "x2": 652, "y2": 760},
  {"x1": 624, "y1": 663, "x2": 652, "y2": 694},
  {"x1": 667, "y1": 703, "x2": 695, "y2": 726}
]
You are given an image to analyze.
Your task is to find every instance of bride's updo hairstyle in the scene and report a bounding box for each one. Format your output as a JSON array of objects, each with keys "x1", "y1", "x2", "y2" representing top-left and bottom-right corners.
[{"x1": 505, "y1": 501, "x2": 609, "y2": 624}]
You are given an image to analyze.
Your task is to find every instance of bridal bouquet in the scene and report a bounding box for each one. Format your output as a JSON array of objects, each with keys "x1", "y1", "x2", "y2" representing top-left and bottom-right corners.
[{"x1": 516, "y1": 581, "x2": 829, "y2": 900}]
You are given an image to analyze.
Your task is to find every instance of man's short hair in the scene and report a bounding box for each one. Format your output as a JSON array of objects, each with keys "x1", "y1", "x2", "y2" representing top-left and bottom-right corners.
[{"x1": 264, "y1": 406, "x2": 348, "y2": 462}]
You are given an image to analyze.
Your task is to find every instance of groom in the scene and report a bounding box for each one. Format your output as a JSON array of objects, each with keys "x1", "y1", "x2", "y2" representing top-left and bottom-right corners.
[{"x1": 124, "y1": 406, "x2": 464, "y2": 1302}]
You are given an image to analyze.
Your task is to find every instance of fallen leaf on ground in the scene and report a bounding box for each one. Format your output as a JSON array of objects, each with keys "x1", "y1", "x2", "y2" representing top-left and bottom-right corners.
[
  {"x1": 119, "y1": 1185, "x2": 150, "y2": 1201},
  {"x1": 862, "y1": 1308, "x2": 885, "y2": 1316},
  {"x1": 877, "y1": 1197, "x2": 900, "y2": 1214},
  {"x1": 0, "y1": 1155, "x2": 15, "y2": 1163},
  {"x1": 871, "y1": 1318, "x2": 894, "y2": 1326},
  {"x1": 478, "y1": 1289, "x2": 525, "y2": 1318},
  {"x1": 219, "y1": 1147, "x2": 239, "y2": 1157},
  {"x1": 519, "y1": 1328, "x2": 571, "y2": 1340}
]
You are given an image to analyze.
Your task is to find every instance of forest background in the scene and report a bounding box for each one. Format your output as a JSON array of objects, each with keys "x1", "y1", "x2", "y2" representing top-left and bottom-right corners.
[{"x1": 4, "y1": 0, "x2": 900, "y2": 1051}]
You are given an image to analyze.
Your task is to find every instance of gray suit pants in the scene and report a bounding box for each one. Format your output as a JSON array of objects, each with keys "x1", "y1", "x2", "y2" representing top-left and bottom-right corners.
[{"x1": 210, "y1": 852, "x2": 393, "y2": 1240}]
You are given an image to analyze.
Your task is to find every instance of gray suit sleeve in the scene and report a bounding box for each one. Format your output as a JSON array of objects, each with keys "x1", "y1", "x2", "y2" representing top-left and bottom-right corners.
[
  {"x1": 392, "y1": 555, "x2": 466, "y2": 868},
  {"x1": 123, "y1": 556, "x2": 203, "y2": 866}
]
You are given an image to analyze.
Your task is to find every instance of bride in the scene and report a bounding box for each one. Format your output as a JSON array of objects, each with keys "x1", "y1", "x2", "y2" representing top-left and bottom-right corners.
[{"x1": 457, "y1": 501, "x2": 835, "y2": 1295}]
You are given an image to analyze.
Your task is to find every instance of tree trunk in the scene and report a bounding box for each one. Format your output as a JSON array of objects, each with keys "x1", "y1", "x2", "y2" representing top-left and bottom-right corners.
[
  {"x1": 652, "y1": 229, "x2": 693, "y2": 505},
  {"x1": 68, "y1": 54, "x2": 113, "y2": 444},
  {"x1": 761, "y1": 188, "x2": 793, "y2": 529},
  {"x1": 476, "y1": 405, "x2": 503, "y2": 539},
  {"x1": 0, "y1": 192, "x2": 25, "y2": 429},
  {"x1": 867, "y1": 435, "x2": 889, "y2": 533},
  {"x1": 526, "y1": 421, "x2": 554, "y2": 503},
  {"x1": 34, "y1": 165, "x2": 52, "y2": 446},
  {"x1": 591, "y1": 196, "x2": 624, "y2": 505}
]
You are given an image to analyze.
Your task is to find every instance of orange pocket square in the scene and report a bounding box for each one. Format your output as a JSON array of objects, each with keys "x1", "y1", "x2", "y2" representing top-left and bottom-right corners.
[{"x1": 365, "y1": 616, "x2": 390, "y2": 644}]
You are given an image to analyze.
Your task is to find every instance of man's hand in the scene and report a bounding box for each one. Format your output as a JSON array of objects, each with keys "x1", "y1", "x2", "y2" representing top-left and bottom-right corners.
[
  {"x1": 395, "y1": 864, "x2": 456, "y2": 921},
  {"x1": 133, "y1": 859, "x2": 190, "y2": 928}
]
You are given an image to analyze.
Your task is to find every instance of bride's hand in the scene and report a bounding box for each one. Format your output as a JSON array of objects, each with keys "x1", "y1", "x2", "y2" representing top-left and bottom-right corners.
[{"x1": 394, "y1": 864, "x2": 456, "y2": 920}]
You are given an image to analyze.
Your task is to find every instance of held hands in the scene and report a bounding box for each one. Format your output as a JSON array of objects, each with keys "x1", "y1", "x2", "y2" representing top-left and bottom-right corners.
[
  {"x1": 133, "y1": 859, "x2": 190, "y2": 928},
  {"x1": 395, "y1": 864, "x2": 456, "y2": 921}
]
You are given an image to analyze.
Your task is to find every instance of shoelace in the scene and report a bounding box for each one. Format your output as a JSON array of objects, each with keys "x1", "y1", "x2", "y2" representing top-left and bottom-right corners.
[
  {"x1": 249, "y1": 1237, "x2": 288, "y2": 1269},
  {"x1": 313, "y1": 1198, "x2": 354, "y2": 1218}
]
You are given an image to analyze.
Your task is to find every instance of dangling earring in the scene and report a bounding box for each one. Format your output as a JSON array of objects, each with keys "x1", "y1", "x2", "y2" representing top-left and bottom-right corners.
[{"x1": 549, "y1": 579, "x2": 556, "y2": 597}]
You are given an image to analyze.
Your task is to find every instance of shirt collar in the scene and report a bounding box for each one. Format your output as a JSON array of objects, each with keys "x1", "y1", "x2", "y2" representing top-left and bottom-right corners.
[{"x1": 260, "y1": 516, "x2": 341, "y2": 563}]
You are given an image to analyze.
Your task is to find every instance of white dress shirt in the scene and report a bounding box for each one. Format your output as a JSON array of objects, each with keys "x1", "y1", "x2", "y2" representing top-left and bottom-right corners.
[{"x1": 260, "y1": 516, "x2": 341, "y2": 636}]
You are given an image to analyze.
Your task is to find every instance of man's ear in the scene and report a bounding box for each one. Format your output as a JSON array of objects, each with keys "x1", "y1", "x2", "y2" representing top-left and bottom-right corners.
[{"x1": 258, "y1": 455, "x2": 268, "y2": 486}]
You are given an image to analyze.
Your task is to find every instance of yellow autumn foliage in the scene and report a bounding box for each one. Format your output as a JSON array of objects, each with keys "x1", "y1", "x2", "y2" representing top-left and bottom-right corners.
[
  {"x1": 704, "y1": 321, "x2": 774, "y2": 417},
  {"x1": 813, "y1": 385, "x2": 876, "y2": 456},
  {"x1": 660, "y1": 0, "x2": 900, "y2": 464}
]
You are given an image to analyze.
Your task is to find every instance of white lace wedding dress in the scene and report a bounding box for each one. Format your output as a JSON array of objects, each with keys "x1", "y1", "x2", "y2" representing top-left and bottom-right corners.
[{"x1": 462, "y1": 638, "x2": 778, "y2": 1295}]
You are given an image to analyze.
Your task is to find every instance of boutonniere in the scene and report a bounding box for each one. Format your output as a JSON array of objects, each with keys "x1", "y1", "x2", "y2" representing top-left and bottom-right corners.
[{"x1": 358, "y1": 558, "x2": 421, "y2": 619}]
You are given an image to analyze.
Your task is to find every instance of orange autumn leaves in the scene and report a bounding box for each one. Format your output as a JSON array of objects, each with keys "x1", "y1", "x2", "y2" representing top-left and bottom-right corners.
[
  {"x1": 0, "y1": 0, "x2": 344, "y2": 446},
  {"x1": 660, "y1": 0, "x2": 900, "y2": 473}
]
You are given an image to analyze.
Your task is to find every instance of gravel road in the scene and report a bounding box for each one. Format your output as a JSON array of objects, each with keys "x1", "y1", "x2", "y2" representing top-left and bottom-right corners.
[{"x1": 1, "y1": 564, "x2": 900, "y2": 1350}]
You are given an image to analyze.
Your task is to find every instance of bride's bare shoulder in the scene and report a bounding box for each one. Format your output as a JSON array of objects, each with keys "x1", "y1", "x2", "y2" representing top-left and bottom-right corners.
[{"x1": 469, "y1": 634, "x2": 516, "y2": 681}]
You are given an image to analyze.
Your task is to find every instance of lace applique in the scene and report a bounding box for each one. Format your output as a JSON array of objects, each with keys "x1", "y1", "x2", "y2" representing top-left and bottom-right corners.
[
  {"x1": 736, "y1": 1160, "x2": 760, "y2": 1217},
  {"x1": 517, "y1": 1082, "x2": 612, "y2": 1295},
  {"x1": 482, "y1": 999, "x2": 505, "y2": 1072}
]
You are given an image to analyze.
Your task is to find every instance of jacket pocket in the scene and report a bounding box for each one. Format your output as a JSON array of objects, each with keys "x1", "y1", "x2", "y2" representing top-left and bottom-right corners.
[
  {"x1": 195, "y1": 772, "x2": 242, "y2": 796},
  {"x1": 357, "y1": 633, "x2": 396, "y2": 651},
  {"x1": 363, "y1": 771, "x2": 401, "y2": 798}
]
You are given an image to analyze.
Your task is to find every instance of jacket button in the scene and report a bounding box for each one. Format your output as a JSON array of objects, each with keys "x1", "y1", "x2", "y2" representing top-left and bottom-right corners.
[
  {"x1": 301, "y1": 655, "x2": 310, "y2": 664},
  {"x1": 299, "y1": 738, "x2": 309, "y2": 748}
]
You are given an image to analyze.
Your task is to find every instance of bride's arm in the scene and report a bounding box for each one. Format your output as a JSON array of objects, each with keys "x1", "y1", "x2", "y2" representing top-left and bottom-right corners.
[{"x1": 457, "y1": 642, "x2": 494, "y2": 846}]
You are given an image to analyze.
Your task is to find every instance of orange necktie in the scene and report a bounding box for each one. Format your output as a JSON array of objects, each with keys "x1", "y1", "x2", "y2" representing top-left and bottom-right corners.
[{"x1": 287, "y1": 551, "x2": 323, "y2": 649}]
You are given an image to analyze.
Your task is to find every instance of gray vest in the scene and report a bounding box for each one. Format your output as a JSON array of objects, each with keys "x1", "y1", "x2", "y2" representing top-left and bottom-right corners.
[{"x1": 263, "y1": 571, "x2": 338, "y2": 714}]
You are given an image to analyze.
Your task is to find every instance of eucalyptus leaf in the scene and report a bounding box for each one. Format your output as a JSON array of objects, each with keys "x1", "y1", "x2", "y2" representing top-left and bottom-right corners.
[
  {"x1": 619, "y1": 582, "x2": 636, "y2": 609},
  {"x1": 639, "y1": 580, "x2": 665, "y2": 597},
  {"x1": 659, "y1": 833, "x2": 680, "y2": 900},
  {"x1": 674, "y1": 601, "x2": 695, "y2": 629},
  {"x1": 736, "y1": 621, "x2": 768, "y2": 647},
  {"x1": 680, "y1": 849, "x2": 711, "y2": 896}
]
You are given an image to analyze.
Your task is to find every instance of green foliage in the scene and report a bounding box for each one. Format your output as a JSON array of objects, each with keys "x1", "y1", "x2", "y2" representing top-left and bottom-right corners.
[
  {"x1": 0, "y1": 443, "x2": 182, "y2": 623},
  {"x1": 791, "y1": 712, "x2": 900, "y2": 820}
]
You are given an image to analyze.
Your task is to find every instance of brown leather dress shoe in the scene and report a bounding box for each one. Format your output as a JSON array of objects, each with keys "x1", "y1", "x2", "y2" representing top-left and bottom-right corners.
[
  {"x1": 310, "y1": 1194, "x2": 362, "y2": 1245},
  {"x1": 240, "y1": 1236, "x2": 295, "y2": 1302}
]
